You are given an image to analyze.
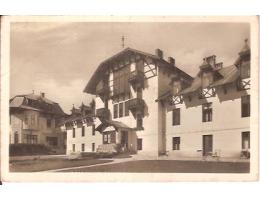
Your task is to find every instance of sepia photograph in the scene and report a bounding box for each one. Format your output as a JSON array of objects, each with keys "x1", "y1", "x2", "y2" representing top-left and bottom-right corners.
[{"x1": 0, "y1": 16, "x2": 259, "y2": 181}]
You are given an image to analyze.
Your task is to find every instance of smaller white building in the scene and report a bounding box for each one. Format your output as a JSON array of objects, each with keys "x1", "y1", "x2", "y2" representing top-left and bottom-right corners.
[{"x1": 63, "y1": 103, "x2": 103, "y2": 155}]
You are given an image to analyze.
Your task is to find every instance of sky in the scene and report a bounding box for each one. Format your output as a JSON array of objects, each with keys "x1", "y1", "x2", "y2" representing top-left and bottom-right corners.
[{"x1": 10, "y1": 22, "x2": 250, "y2": 113}]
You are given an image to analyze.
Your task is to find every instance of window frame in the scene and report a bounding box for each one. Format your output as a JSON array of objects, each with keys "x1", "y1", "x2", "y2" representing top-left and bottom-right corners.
[
  {"x1": 114, "y1": 104, "x2": 118, "y2": 119},
  {"x1": 81, "y1": 143, "x2": 85, "y2": 152},
  {"x1": 81, "y1": 126, "x2": 85, "y2": 137},
  {"x1": 125, "y1": 101, "x2": 129, "y2": 116},
  {"x1": 137, "y1": 138, "x2": 143, "y2": 150},
  {"x1": 47, "y1": 118, "x2": 52, "y2": 128},
  {"x1": 202, "y1": 102, "x2": 213, "y2": 122},
  {"x1": 172, "y1": 137, "x2": 180, "y2": 150},
  {"x1": 242, "y1": 131, "x2": 250, "y2": 149},
  {"x1": 172, "y1": 108, "x2": 180, "y2": 126},
  {"x1": 119, "y1": 102, "x2": 124, "y2": 118},
  {"x1": 92, "y1": 124, "x2": 95, "y2": 136},
  {"x1": 72, "y1": 128, "x2": 76, "y2": 138},
  {"x1": 241, "y1": 95, "x2": 250, "y2": 118},
  {"x1": 92, "y1": 143, "x2": 95, "y2": 152}
]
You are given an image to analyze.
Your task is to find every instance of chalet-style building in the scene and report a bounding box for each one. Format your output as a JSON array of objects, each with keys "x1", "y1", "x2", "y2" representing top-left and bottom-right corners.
[
  {"x1": 63, "y1": 39, "x2": 250, "y2": 159},
  {"x1": 157, "y1": 39, "x2": 250, "y2": 158},
  {"x1": 10, "y1": 92, "x2": 66, "y2": 153},
  {"x1": 61, "y1": 102, "x2": 100, "y2": 154}
]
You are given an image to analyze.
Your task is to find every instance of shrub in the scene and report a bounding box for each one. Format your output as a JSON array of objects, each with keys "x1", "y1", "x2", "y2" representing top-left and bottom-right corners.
[{"x1": 9, "y1": 144, "x2": 51, "y2": 156}]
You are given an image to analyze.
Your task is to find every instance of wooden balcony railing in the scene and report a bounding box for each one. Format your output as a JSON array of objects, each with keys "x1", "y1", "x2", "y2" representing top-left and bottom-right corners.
[
  {"x1": 96, "y1": 85, "x2": 110, "y2": 96},
  {"x1": 128, "y1": 98, "x2": 145, "y2": 111},
  {"x1": 96, "y1": 108, "x2": 110, "y2": 119},
  {"x1": 128, "y1": 70, "x2": 144, "y2": 84}
]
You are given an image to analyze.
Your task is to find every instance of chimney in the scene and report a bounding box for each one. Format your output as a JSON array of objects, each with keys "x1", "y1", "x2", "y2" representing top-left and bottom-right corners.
[
  {"x1": 155, "y1": 49, "x2": 163, "y2": 59},
  {"x1": 215, "y1": 62, "x2": 223, "y2": 70},
  {"x1": 168, "y1": 57, "x2": 175, "y2": 66},
  {"x1": 205, "y1": 55, "x2": 216, "y2": 67},
  {"x1": 40, "y1": 92, "x2": 45, "y2": 98}
]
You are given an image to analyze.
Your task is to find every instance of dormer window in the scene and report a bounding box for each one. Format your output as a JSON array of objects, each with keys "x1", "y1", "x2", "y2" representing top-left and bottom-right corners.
[
  {"x1": 172, "y1": 80, "x2": 181, "y2": 95},
  {"x1": 236, "y1": 39, "x2": 251, "y2": 90},
  {"x1": 240, "y1": 63, "x2": 250, "y2": 79},
  {"x1": 201, "y1": 71, "x2": 213, "y2": 88}
]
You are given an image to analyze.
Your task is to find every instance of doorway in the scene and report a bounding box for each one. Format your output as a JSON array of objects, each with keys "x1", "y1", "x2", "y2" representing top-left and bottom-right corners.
[{"x1": 203, "y1": 135, "x2": 213, "y2": 156}]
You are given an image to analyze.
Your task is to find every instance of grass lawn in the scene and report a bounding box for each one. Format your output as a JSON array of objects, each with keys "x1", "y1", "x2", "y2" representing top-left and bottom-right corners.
[
  {"x1": 9, "y1": 158, "x2": 112, "y2": 172},
  {"x1": 61, "y1": 160, "x2": 250, "y2": 173}
]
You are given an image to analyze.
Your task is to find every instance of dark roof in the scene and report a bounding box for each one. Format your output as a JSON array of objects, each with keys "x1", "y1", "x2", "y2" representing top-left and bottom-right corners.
[
  {"x1": 96, "y1": 120, "x2": 133, "y2": 132},
  {"x1": 10, "y1": 93, "x2": 65, "y2": 115},
  {"x1": 180, "y1": 65, "x2": 239, "y2": 95},
  {"x1": 211, "y1": 65, "x2": 239, "y2": 87},
  {"x1": 180, "y1": 76, "x2": 202, "y2": 95},
  {"x1": 14, "y1": 93, "x2": 57, "y2": 104},
  {"x1": 83, "y1": 47, "x2": 192, "y2": 94},
  {"x1": 61, "y1": 114, "x2": 94, "y2": 125}
]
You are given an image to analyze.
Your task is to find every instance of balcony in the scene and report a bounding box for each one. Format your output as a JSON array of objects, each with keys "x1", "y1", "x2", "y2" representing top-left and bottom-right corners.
[
  {"x1": 237, "y1": 78, "x2": 250, "y2": 91},
  {"x1": 96, "y1": 108, "x2": 110, "y2": 119},
  {"x1": 128, "y1": 70, "x2": 144, "y2": 86},
  {"x1": 96, "y1": 85, "x2": 110, "y2": 97},
  {"x1": 128, "y1": 98, "x2": 145, "y2": 111}
]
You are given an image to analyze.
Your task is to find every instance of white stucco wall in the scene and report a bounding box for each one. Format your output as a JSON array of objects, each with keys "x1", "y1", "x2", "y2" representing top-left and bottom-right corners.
[
  {"x1": 66, "y1": 125, "x2": 102, "y2": 154},
  {"x1": 165, "y1": 83, "x2": 250, "y2": 158}
]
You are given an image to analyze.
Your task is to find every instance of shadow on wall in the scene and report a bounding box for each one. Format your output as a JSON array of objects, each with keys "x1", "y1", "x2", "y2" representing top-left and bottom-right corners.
[
  {"x1": 217, "y1": 83, "x2": 249, "y2": 103},
  {"x1": 165, "y1": 83, "x2": 248, "y2": 112}
]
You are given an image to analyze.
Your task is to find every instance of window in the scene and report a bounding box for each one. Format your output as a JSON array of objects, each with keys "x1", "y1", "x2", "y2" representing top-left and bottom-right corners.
[
  {"x1": 72, "y1": 144, "x2": 75, "y2": 152},
  {"x1": 81, "y1": 144, "x2": 85, "y2": 152},
  {"x1": 103, "y1": 133, "x2": 111, "y2": 144},
  {"x1": 47, "y1": 118, "x2": 52, "y2": 128},
  {"x1": 114, "y1": 104, "x2": 118, "y2": 119},
  {"x1": 202, "y1": 103, "x2": 212, "y2": 122},
  {"x1": 24, "y1": 116, "x2": 28, "y2": 125},
  {"x1": 172, "y1": 108, "x2": 180, "y2": 126},
  {"x1": 125, "y1": 101, "x2": 129, "y2": 116},
  {"x1": 92, "y1": 143, "x2": 95, "y2": 152},
  {"x1": 55, "y1": 119, "x2": 59, "y2": 128},
  {"x1": 241, "y1": 95, "x2": 250, "y2": 117},
  {"x1": 242, "y1": 132, "x2": 250, "y2": 149},
  {"x1": 119, "y1": 102, "x2": 124, "y2": 118},
  {"x1": 173, "y1": 80, "x2": 181, "y2": 95},
  {"x1": 24, "y1": 134, "x2": 38, "y2": 144},
  {"x1": 14, "y1": 132, "x2": 19, "y2": 144},
  {"x1": 92, "y1": 125, "x2": 95, "y2": 136},
  {"x1": 172, "y1": 137, "x2": 180, "y2": 150},
  {"x1": 31, "y1": 115, "x2": 35, "y2": 126},
  {"x1": 82, "y1": 126, "x2": 85, "y2": 137},
  {"x1": 46, "y1": 137, "x2": 58, "y2": 146},
  {"x1": 136, "y1": 113, "x2": 143, "y2": 129},
  {"x1": 240, "y1": 64, "x2": 250, "y2": 79},
  {"x1": 137, "y1": 138, "x2": 142, "y2": 150},
  {"x1": 72, "y1": 128, "x2": 76, "y2": 138},
  {"x1": 202, "y1": 71, "x2": 213, "y2": 88}
]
